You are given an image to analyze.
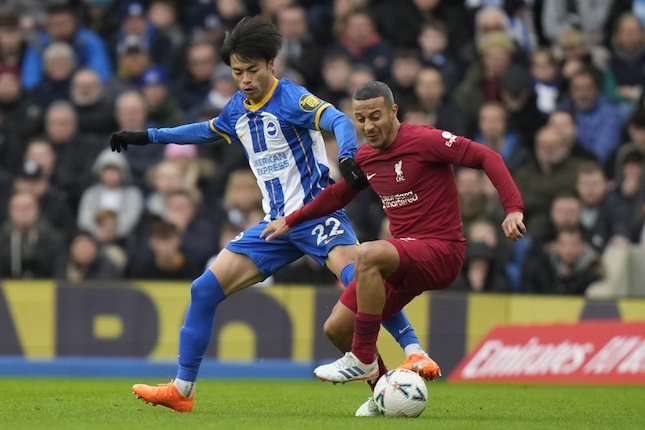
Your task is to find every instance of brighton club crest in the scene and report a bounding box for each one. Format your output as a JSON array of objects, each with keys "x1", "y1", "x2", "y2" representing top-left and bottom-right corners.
[{"x1": 395, "y1": 160, "x2": 405, "y2": 182}]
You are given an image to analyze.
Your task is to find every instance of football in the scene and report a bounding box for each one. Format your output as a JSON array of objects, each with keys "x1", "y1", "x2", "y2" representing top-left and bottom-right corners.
[{"x1": 373, "y1": 369, "x2": 428, "y2": 417}]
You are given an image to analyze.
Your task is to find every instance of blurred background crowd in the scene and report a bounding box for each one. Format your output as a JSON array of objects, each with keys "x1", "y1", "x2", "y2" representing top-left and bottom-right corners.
[{"x1": 0, "y1": 0, "x2": 644, "y2": 297}]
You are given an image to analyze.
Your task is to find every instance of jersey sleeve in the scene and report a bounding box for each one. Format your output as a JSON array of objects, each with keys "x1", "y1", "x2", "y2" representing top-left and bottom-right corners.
[
  {"x1": 279, "y1": 82, "x2": 332, "y2": 131},
  {"x1": 418, "y1": 128, "x2": 470, "y2": 164},
  {"x1": 209, "y1": 102, "x2": 238, "y2": 144}
]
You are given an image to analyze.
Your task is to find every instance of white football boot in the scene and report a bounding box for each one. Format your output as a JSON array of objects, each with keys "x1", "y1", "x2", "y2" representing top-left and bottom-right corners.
[
  {"x1": 355, "y1": 396, "x2": 381, "y2": 417},
  {"x1": 314, "y1": 352, "x2": 379, "y2": 383}
]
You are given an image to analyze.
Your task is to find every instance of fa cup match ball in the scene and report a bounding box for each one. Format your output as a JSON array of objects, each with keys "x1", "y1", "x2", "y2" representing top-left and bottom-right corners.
[{"x1": 373, "y1": 368, "x2": 428, "y2": 417}]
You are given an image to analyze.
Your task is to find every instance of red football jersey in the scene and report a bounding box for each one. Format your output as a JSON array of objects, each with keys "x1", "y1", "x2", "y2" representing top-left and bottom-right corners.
[
  {"x1": 355, "y1": 123, "x2": 469, "y2": 241},
  {"x1": 286, "y1": 123, "x2": 523, "y2": 240}
]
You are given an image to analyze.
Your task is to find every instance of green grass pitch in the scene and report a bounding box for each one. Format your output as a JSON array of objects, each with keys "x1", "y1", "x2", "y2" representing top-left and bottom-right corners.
[{"x1": 0, "y1": 379, "x2": 644, "y2": 429}]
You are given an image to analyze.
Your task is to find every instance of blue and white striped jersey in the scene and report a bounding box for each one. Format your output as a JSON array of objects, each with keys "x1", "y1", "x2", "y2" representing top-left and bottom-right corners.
[{"x1": 210, "y1": 78, "x2": 340, "y2": 221}]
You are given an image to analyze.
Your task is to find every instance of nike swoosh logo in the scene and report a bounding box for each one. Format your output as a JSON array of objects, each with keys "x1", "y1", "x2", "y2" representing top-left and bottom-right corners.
[
  {"x1": 367, "y1": 173, "x2": 376, "y2": 180},
  {"x1": 398, "y1": 324, "x2": 410, "y2": 334}
]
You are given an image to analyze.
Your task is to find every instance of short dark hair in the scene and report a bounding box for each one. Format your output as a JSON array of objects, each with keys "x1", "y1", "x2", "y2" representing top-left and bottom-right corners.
[
  {"x1": 353, "y1": 81, "x2": 394, "y2": 106},
  {"x1": 221, "y1": 16, "x2": 282, "y2": 65}
]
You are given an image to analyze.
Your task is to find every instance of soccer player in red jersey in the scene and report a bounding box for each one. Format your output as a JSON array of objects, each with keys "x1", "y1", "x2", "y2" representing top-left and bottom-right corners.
[{"x1": 261, "y1": 81, "x2": 525, "y2": 401}]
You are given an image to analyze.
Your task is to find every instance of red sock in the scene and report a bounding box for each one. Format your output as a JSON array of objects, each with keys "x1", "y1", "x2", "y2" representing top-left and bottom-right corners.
[{"x1": 352, "y1": 312, "x2": 381, "y2": 365}]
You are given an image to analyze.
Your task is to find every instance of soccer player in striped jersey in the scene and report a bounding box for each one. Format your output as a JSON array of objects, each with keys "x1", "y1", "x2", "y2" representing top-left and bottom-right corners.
[{"x1": 110, "y1": 16, "x2": 433, "y2": 413}]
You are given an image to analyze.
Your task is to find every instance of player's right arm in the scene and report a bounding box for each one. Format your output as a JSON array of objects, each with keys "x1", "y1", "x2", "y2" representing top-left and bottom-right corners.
[
  {"x1": 110, "y1": 102, "x2": 236, "y2": 152},
  {"x1": 260, "y1": 179, "x2": 361, "y2": 241}
]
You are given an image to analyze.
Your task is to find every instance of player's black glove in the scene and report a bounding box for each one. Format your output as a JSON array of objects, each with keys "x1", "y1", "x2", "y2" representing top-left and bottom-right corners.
[
  {"x1": 109, "y1": 131, "x2": 149, "y2": 153},
  {"x1": 339, "y1": 158, "x2": 368, "y2": 189}
]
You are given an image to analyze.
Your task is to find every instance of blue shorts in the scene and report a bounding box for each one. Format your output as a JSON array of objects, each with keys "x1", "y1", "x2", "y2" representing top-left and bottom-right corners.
[{"x1": 225, "y1": 210, "x2": 358, "y2": 277}]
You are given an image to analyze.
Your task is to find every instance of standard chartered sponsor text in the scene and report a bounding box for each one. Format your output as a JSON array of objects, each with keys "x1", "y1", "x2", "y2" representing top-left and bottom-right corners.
[{"x1": 381, "y1": 190, "x2": 419, "y2": 208}]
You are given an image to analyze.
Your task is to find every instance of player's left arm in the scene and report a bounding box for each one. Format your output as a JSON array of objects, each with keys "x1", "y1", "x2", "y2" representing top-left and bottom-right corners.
[
  {"x1": 456, "y1": 138, "x2": 526, "y2": 241},
  {"x1": 319, "y1": 108, "x2": 368, "y2": 189}
]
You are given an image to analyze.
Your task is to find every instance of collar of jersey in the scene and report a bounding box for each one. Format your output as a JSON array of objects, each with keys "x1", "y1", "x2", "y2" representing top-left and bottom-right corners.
[{"x1": 244, "y1": 77, "x2": 279, "y2": 112}]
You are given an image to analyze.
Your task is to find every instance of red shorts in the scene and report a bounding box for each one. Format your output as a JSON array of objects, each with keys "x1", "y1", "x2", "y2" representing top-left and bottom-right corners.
[{"x1": 340, "y1": 238, "x2": 465, "y2": 320}]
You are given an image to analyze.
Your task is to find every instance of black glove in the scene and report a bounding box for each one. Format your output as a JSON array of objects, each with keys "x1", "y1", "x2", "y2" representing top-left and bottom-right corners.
[
  {"x1": 339, "y1": 158, "x2": 368, "y2": 189},
  {"x1": 109, "y1": 131, "x2": 149, "y2": 153}
]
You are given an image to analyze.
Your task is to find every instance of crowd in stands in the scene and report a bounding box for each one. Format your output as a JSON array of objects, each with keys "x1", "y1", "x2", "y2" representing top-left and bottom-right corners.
[{"x1": 1, "y1": 0, "x2": 644, "y2": 296}]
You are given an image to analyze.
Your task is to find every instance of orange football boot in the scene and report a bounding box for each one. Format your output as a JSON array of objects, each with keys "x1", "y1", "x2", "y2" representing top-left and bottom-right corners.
[
  {"x1": 398, "y1": 353, "x2": 442, "y2": 380},
  {"x1": 132, "y1": 381, "x2": 194, "y2": 412}
]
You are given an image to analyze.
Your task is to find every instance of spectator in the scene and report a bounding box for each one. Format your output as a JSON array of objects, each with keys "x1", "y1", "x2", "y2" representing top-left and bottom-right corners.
[
  {"x1": 546, "y1": 109, "x2": 596, "y2": 160},
  {"x1": 315, "y1": 53, "x2": 352, "y2": 107},
  {"x1": 23, "y1": 139, "x2": 56, "y2": 183},
  {"x1": 575, "y1": 162, "x2": 612, "y2": 251},
  {"x1": 453, "y1": 218, "x2": 511, "y2": 293},
  {"x1": 146, "y1": 159, "x2": 186, "y2": 218},
  {"x1": 530, "y1": 48, "x2": 561, "y2": 116},
  {"x1": 607, "y1": 151, "x2": 645, "y2": 244},
  {"x1": 31, "y1": 42, "x2": 75, "y2": 109},
  {"x1": 113, "y1": 35, "x2": 152, "y2": 89},
  {"x1": 128, "y1": 219, "x2": 195, "y2": 279},
  {"x1": 114, "y1": 90, "x2": 164, "y2": 189},
  {"x1": 457, "y1": 168, "x2": 504, "y2": 237},
  {"x1": 45, "y1": 101, "x2": 102, "y2": 208},
  {"x1": 475, "y1": 101, "x2": 530, "y2": 173},
  {"x1": 514, "y1": 125, "x2": 585, "y2": 230},
  {"x1": 528, "y1": 193, "x2": 584, "y2": 251},
  {"x1": 461, "y1": 6, "x2": 517, "y2": 64},
  {"x1": 57, "y1": 230, "x2": 123, "y2": 281},
  {"x1": 453, "y1": 31, "x2": 517, "y2": 130},
  {"x1": 223, "y1": 169, "x2": 263, "y2": 230},
  {"x1": 614, "y1": 108, "x2": 645, "y2": 177},
  {"x1": 94, "y1": 209, "x2": 128, "y2": 273},
  {"x1": 191, "y1": 67, "x2": 236, "y2": 119},
  {"x1": 387, "y1": 50, "x2": 421, "y2": 115},
  {"x1": 10, "y1": 160, "x2": 74, "y2": 240},
  {"x1": 276, "y1": 4, "x2": 324, "y2": 88},
  {"x1": 140, "y1": 65, "x2": 185, "y2": 127},
  {"x1": 414, "y1": 67, "x2": 467, "y2": 136},
  {"x1": 328, "y1": 9, "x2": 394, "y2": 81},
  {"x1": 0, "y1": 191, "x2": 65, "y2": 278},
  {"x1": 417, "y1": 19, "x2": 463, "y2": 92},
  {"x1": 21, "y1": 3, "x2": 112, "y2": 90},
  {"x1": 346, "y1": 65, "x2": 376, "y2": 101},
  {"x1": 555, "y1": 26, "x2": 608, "y2": 91},
  {"x1": 499, "y1": 63, "x2": 544, "y2": 146},
  {"x1": 560, "y1": 69, "x2": 623, "y2": 167},
  {"x1": 522, "y1": 227, "x2": 603, "y2": 295},
  {"x1": 0, "y1": 8, "x2": 26, "y2": 69},
  {"x1": 77, "y1": 149, "x2": 143, "y2": 239},
  {"x1": 173, "y1": 41, "x2": 225, "y2": 112},
  {"x1": 0, "y1": 65, "x2": 41, "y2": 173},
  {"x1": 541, "y1": 0, "x2": 613, "y2": 45},
  {"x1": 70, "y1": 68, "x2": 117, "y2": 135},
  {"x1": 163, "y1": 189, "x2": 219, "y2": 273},
  {"x1": 608, "y1": 13, "x2": 645, "y2": 112},
  {"x1": 146, "y1": 0, "x2": 184, "y2": 77}
]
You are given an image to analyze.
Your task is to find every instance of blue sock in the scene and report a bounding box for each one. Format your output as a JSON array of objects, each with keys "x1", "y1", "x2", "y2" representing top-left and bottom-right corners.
[
  {"x1": 339, "y1": 263, "x2": 421, "y2": 350},
  {"x1": 382, "y1": 310, "x2": 420, "y2": 350},
  {"x1": 339, "y1": 263, "x2": 355, "y2": 287},
  {"x1": 176, "y1": 270, "x2": 225, "y2": 382}
]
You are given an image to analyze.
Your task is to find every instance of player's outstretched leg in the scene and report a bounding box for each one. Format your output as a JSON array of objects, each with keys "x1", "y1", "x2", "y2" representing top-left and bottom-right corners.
[{"x1": 132, "y1": 270, "x2": 225, "y2": 412}]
